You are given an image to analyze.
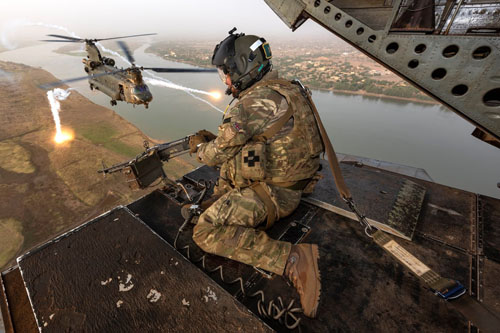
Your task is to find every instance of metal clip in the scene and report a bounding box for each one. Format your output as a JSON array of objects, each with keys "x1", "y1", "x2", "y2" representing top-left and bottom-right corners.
[
  {"x1": 343, "y1": 197, "x2": 376, "y2": 238},
  {"x1": 434, "y1": 281, "x2": 466, "y2": 300}
]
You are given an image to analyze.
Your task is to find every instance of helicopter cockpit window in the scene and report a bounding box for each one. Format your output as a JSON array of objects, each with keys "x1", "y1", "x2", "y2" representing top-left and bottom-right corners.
[{"x1": 134, "y1": 85, "x2": 149, "y2": 93}]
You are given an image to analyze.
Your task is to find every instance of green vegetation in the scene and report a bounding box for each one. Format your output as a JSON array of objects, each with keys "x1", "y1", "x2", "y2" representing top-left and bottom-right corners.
[{"x1": 79, "y1": 124, "x2": 142, "y2": 157}]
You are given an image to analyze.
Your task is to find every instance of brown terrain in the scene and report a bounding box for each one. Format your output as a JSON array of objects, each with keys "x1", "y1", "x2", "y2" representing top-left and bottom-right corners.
[{"x1": 0, "y1": 61, "x2": 195, "y2": 270}]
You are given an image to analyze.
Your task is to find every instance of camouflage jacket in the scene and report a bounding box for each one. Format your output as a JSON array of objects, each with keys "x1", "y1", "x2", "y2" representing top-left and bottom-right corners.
[{"x1": 197, "y1": 71, "x2": 323, "y2": 188}]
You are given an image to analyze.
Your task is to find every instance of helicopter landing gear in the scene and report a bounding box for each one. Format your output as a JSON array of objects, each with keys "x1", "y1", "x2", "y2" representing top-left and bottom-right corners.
[
  {"x1": 110, "y1": 100, "x2": 117, "y2": 106},
  {"x1": 89, "y1": 84, "x2": 94, "y2": 91},
  {"x1": 145, "y1": 103, "x2": 149, "y2": 109}
]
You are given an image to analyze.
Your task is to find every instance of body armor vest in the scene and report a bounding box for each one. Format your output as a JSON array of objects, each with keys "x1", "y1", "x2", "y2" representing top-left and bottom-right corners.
[{"x1": 228, "y1": 79, "x2": 324, "y2": 188}]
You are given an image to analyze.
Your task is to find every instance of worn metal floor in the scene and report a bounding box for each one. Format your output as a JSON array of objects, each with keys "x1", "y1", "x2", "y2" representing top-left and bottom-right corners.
[{"x1": 1, "y1": 161, "x2": 499, "y2": 332}]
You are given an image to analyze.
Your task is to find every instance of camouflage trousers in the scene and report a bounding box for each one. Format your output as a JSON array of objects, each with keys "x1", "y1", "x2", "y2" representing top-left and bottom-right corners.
[{"x1": 192, "y1": 183, "x2": 302, "y2": 275}]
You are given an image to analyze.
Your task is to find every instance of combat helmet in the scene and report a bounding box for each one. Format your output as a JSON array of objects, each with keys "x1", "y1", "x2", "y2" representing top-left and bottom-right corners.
[{"x1": 212, "y1": 28, "x2": 272, "y2": 95}]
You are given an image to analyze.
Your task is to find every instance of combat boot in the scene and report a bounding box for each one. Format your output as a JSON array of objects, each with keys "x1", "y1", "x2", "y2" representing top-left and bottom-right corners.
[{"x1": 284, "y1": 243, "x2": 321, "y2": 318}]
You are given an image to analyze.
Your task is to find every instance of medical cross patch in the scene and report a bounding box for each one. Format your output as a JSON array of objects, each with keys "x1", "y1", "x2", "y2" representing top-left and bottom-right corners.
[{"x1": 243, "y1": 150, "x2": 260, "y2": 167}]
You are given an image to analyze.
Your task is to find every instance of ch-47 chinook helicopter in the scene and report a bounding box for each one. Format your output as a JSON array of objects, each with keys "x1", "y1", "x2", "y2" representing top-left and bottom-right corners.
[{"x1": 41, "y1": 33, "x2": 216, "y2": 108}]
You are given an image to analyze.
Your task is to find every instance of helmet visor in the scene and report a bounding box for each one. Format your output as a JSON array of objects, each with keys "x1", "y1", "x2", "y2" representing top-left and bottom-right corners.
[{"x1": 217, "y1": 67, "x2": 227, "y2": 83}]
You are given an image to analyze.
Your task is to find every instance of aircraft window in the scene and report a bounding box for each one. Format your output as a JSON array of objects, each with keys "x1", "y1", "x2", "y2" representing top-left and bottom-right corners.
[
  {"x1": 443, "y1": 45, "x2": 459, "y2": 58},
  {"x1": 431, "y1": 68, "x2": 447, "y2": 80},
  {"x1": 356, "y1": 28, "x2": 364, "y2": 35},
  {"x1": 415, "y1": 44, "x2": 426, "y2": 54},
  {"x1": 483, "y1": 88, "x2": 500, "y2": 107},
  {"x1": 324, "y1": 6, "x2": 331, "y2": 14},
  {"x1": 134, "y1": 85, "x2": 148, "y2": 93},
  {"x1": 408, "y1": 60, "x2": 419, "y2": 69},
  {"x1": 335, "y1": 13, "x2": 342, "y2": 21},
  {"x1": 473, "y1": 46, "x2": 491, "y2": 60},
  {"x1": 368, "y1": 35, "x2": 377, "y2": 43},
  {"x1": 386, "y1": 42, "x2": 399, "y2": 54},
  {"x1": 314, "y1": 0, "x2": 320, "y2": 7},
  {"x1": 345, "y1": 20, "x2": 353, "y2": 28},
  {"x1": 452, "y1": 85, "x2": 468, "y2": 96}
]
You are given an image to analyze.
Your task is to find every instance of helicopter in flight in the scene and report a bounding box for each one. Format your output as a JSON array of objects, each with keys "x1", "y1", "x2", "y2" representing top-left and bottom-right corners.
[{"x1": 41, "y1": 33, "x2": 216, "y2": 108}]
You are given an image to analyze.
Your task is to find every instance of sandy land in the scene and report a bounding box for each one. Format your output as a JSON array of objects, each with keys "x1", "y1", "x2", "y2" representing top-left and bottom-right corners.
[{"x1": 0, "y1": 61, "x2": 195, "y2": 269}]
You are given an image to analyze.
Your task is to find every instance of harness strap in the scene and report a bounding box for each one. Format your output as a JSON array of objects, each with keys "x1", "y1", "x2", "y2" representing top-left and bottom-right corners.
[
  {"x1": 251, "y1": 79, "x2": 299, "y2": 143},
  {"x1": 293, "y1": 80, "x2": 351, "y2": 199},
  {"x1": 251, "y1": 182, "x2": 277, "y2": 230},
  {"x1": 373, "y1": 230, "x2": 500, "y2": 332},
  {"x1": 292, "y1": 80, "x2": 500, "y2": 332}
]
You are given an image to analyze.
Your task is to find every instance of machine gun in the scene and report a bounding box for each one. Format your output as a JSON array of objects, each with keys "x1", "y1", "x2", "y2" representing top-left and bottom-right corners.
[{"x1": 98, "y1": 136, "x2": 191, "y2": 190}]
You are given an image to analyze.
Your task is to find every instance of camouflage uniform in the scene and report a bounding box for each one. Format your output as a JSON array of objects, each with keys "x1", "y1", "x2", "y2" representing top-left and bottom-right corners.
[{"x1": 193, "y1": 71, "x2": 323, "y2": 275}]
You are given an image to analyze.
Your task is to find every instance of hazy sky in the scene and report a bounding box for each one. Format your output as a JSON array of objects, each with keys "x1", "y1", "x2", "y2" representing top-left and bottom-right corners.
[{"x1": 1, "y1": 0, "x2": 336, "y2": 46}]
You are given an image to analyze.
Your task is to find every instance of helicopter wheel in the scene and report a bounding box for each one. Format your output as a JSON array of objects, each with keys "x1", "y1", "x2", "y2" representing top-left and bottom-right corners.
[
  {"x1": 145, "y1": 103, "x2": 149, "y2": 109},
  {"x1": 110, "y1": 100, "x2": 117, "y2": 106},
  {"x1": 89, "y1": 84, "x2": 94, "y2": 91}
]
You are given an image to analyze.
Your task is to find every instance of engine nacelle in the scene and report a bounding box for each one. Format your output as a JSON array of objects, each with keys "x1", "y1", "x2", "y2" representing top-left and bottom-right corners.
[{"x1": 102, "y1": 57, "x2": 115, "y2": 67}]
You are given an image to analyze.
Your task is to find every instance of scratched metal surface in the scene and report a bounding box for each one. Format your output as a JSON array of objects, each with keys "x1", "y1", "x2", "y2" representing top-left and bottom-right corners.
[
  {"x1": 5, "y1": 162, "x2": 500, "y2": 332},
  {"x1": 17, "y1": 207, "x2": 272, "y2": 332},
  {"x1": 162, "y1": 164, "x2": 499, "y2": 331}
]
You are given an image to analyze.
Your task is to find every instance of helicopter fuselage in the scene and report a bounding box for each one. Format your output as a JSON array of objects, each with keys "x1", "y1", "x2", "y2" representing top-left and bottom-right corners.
[{"x1": 82, "y1": 42, "x2": 152, "y2": 108}]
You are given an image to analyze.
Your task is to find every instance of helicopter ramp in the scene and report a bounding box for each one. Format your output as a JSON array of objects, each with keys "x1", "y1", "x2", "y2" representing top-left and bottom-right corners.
[{"x1": 1, "y1": 161, "x2": 500, "y2": 332}]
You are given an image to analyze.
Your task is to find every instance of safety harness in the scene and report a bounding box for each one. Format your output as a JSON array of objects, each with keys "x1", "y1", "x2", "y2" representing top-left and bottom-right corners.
[
  {"x1": 290, "y1": 79, "x2": 500, "y2": 332},
  {"x1": 242, "y1": 78, "x2": 316, "y2": 231}
]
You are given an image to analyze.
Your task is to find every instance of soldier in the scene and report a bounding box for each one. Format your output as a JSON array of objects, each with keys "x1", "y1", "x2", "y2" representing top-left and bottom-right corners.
[{"x1": 189, "y1": 30, "x2": 324, "y2": 318}]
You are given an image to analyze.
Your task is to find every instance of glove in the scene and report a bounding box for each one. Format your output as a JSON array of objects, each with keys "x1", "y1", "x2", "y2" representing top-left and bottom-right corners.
[{"x1": 189, "y1": 129, "x2": 217, "y2": 154}]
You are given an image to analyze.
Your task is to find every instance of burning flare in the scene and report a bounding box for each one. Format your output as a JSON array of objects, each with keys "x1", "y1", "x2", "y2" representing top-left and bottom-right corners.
[
  {"x1": 210, "y1": 91, "x2": 222, "y2": 100},
  {"x1": 47, "y1": 88, "x2": 74, "y2": 144}
]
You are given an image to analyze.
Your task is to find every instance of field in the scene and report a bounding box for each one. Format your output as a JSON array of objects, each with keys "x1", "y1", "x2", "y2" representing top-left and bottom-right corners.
[{"x1": 0, "y1": 61, "x2": 196, "y2": 269}]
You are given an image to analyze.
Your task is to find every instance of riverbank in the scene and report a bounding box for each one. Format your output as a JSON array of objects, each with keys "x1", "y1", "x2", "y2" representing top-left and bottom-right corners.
[
  {"x1": 321, "y1": 88, "x2": 439, "y2": 105},
  {"x1": 143, "y1": 48, "x2": 438, "y2": 106}
]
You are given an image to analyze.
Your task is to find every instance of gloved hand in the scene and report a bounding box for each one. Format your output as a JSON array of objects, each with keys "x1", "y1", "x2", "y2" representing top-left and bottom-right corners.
[{"x1": 189, "y1": 129, "x2": 217, "y2": 154}]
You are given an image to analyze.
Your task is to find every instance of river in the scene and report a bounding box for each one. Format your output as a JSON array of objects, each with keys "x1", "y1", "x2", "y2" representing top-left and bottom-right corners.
[{"x1": 1, "y1": 43, "x2": 499, "y2": 199}]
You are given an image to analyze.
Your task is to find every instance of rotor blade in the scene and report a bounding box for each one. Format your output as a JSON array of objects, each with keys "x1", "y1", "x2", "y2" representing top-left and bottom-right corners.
[
  {"x1": 144, "y1": 67, "x2": 217, "y2": 73},
  {"x1": 40, "y1": 39, "x2": 82, "y2": 43},
  {"x1": 46, "y1": 34, "x2": 83, "y2": 42},
  {"x1": 39, "y1": 69, "x2": 126, "y2": 90},
  {"x1": 116, "y1": 41, "x2": 135, "y2": 64},
  {"x1": 95, "y1": 33, "x2": 157, "y2": 42}
]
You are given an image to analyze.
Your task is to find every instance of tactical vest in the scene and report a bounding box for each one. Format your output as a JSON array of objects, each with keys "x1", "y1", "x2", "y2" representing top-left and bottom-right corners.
[{"x1": 229, "y1": 79, "x2": 324, "y2": 188}]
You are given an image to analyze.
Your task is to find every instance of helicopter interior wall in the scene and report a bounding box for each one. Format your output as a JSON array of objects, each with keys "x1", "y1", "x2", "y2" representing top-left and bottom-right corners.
[{"x1": 327, "y1": 0, "x2": 394, "y2": 30}]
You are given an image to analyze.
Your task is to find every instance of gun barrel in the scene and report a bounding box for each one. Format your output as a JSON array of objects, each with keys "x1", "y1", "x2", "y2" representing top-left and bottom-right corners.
[{"x1": 98, "y1": 135, "x2": 191, "y2": 175}]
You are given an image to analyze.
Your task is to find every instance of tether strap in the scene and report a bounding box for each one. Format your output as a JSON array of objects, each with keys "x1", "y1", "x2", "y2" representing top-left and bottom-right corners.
[
  {"x1": 251, "y1": 79, "x2": 298, "y2": 143},
  {"x1": 293, "y1": 81, "x2": 351, "y2": 199},
  {"x1": 251, "y1": 182, "x2": 276, "y2": 230},
  {"x1": 293, "y1": 80, "x2": 500, "y2": 332},
  {"x1": 373, "y1": 230, "x2": 500, "y2": 332}
]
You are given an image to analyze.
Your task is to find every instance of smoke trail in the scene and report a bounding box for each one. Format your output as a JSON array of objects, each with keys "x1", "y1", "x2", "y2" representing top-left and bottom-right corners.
[
  {"x1": 47, "y1": 88, "x2": 74, "y2": 143},
  {"x1": 144, "y1": 76, "x2": 223, "y2": 113},
  {"x1": 1, "y1": 19, "x2": 80, "y2": 50}
]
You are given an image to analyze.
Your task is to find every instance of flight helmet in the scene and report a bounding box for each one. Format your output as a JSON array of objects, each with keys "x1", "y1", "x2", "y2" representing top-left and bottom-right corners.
[{"x1": 212, "y1": 28, "x2": 272, "y2": 95}]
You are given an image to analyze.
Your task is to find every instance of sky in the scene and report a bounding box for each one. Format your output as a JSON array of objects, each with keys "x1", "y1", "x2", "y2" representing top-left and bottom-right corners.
[{"x1": 0, "y1": 0, "x2": 336, "y2": 46}]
